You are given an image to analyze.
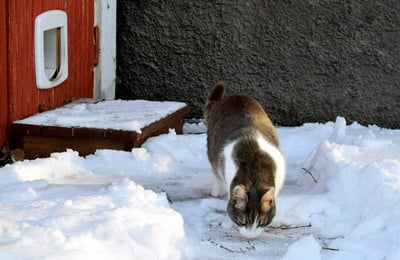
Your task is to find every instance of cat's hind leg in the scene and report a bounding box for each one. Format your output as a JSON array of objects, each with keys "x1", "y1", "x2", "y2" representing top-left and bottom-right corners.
[{"x1": 211, "y1": 172, "x2": 227, "y2": 197}]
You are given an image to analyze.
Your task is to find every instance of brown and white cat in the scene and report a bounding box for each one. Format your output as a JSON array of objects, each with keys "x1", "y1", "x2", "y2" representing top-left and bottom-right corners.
[{"x1": 204, "y1": 82, "x2": 286, "y2": 238}]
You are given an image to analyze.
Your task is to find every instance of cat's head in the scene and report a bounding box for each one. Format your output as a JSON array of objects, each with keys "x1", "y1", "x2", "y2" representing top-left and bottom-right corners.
[{"x1": 227, "y1": 184, "x2": 275, "y2": 238}]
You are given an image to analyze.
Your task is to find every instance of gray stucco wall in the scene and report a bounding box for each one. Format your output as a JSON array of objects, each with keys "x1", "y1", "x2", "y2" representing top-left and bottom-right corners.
[{"x1": 117, "y1": 0, "x2": 400, "y2": 128}]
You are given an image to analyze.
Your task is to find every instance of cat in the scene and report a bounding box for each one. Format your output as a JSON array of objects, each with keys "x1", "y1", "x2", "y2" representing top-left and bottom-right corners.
[{"x1": 204, "y1": 82, "x2": 286, "y2": 238}]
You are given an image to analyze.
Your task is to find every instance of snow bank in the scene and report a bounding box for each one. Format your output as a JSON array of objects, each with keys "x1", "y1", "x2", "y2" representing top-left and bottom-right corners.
[
  {"x1": 277, "y1": 117, "x2": 400, "y2": 259},
  {"x1": 0, "y1": 145, "x2": 178, "y2": 188},
  {"x1": 0, "y1": 177, "x2": 184, "y2": 259},
  {"x1": 282, "y1": 235, "x2": 321, "y2": 260},
  {"x1": 1, "y1": 116, "x2": 400, "y2": 259},
  {"x1": 183, "y1": 120, "x2": 207, "y2": 134},
  {"x1": 301, "y1": 141, "x2": 400, "y2": 259},
  {"x1": 15, "y1": 99, "x2": 186, "y2": 133},
  {"x1": 143, "y1": 130, "x2": 207, "y2": 167},
  {"x1": 0, "y1": 137, "x2": 188, "y2": 259}
]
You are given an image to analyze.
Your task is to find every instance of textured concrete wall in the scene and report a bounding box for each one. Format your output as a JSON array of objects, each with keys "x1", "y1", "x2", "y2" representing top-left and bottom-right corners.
[{"x1": 117, "y1": 0, "x2": 400, "y2": 128}]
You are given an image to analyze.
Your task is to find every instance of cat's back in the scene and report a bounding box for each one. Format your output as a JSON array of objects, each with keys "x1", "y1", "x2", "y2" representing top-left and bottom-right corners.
[
  {"x1": 207, "y1": 94, "x2": 278, "y2": 156},
  {"x1": 209, "y1": 94, "x2": 266, "y2": 125}
]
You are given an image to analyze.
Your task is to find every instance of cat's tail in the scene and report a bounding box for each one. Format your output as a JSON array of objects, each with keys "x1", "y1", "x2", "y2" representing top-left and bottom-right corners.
[{"x1": 204, "y1": 82, "x2": 225, "y2": 125}]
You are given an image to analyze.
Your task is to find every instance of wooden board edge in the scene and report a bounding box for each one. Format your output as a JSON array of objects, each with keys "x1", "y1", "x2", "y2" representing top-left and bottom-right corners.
[{"x1": 136, "y1": 105, "x2": 189, "y2": 143}]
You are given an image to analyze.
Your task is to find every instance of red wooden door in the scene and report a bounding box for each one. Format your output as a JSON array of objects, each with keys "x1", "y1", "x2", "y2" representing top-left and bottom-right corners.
[
  {"x1": 7, "y1": 0, "x2": 95, "y2": 124},
  {"x1": 0, "y1": 0, "x2": 8, "y2": 147}
]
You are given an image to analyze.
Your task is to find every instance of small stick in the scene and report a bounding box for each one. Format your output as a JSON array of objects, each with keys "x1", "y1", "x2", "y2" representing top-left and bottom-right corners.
[
  {"x1": 247, "y1": 240, "x2": 252, "y2": 247},
  {"x1": 269, "y1": 224, "x2": 312, "y2": 230},
  {"x1": 207, "y1": 238, "x2": 243, "y2": 253},
  {"x1": 322, "y1": 247, "x2": 339, "y2": 251},
  {"x1": 301, "y1": 168, "x2": 318, "y2": 183}
]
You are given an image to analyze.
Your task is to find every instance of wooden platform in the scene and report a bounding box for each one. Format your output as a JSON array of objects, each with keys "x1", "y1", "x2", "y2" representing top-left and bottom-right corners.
[{"x1": 11, "y1": 100, "x2": 189, "y2": 159}]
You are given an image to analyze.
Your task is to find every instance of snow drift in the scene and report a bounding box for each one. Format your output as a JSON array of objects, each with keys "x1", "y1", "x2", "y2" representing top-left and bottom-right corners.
[{"x1": 0, "y1": 118, "x2": 400, "y2": 259}]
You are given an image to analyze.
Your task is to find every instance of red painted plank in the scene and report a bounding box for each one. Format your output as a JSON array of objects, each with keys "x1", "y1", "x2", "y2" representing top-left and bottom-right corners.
[
  {"x1": 7, "y1": 0, "x2": 15, "y2": 121},
  {"x1": 68, "y1": 0, "x2": 77, "y2": 100},
  {"x1": 87, "y1": 0, "x2": 95, "y2": 97},
  {"x1": 75, "y1": 0, "x2": 81, "y2": 98},
  {"x1": 24, "y1": 0, "x2": 30, "y2": 116},
  {"x1": 26, "y1": 0, "x2": 32, "y2": 116},
  {"x1": 33, "y1": 0, "x2": 43, "y2": 114},
  {"x1": 27, "y1": 0, "x2": 36, "y2": 116},
  {"x1": 19, "y1": 0, "x2": 27, "y2": 119},
  {"x1": 0, "y1": 0, "x2": 8, "y2": 147}
]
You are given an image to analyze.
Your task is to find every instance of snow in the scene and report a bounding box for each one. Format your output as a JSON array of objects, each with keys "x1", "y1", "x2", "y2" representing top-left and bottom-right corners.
[
  {"x1": 1, "y1": 117, "x2": 400, "y2": 259},
  {"x1": 239, "y1": 225, "x2": 264, "y2": 240},
  {"x1": 0, "y1": 172, "x2": 184, "y2": 259},
  {"x1": 282, "y1": 235, "x2": 321, "y2": 260},
  {"x1": 14, "y1": 99, "x2": 186, "y2": 133},
  {"x1": 183, "y1": 121, "x2": 207, "y2": 134}
]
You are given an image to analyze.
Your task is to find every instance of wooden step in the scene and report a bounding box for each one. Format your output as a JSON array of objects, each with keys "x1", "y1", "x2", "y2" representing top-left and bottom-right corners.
[{"x1": 11, "y1": 99, "x2": 189, "y2": 159}]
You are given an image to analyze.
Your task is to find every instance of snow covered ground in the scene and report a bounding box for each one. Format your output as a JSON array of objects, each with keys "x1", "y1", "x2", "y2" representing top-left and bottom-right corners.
[{"x1": 1, "y1": 117, "x2": 400, "y2": 259}]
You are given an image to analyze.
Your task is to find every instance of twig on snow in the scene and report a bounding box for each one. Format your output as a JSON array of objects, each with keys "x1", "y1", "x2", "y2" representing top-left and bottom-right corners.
[
  {"x1": 301, "y1": 168, "x2": 318, "y2": 183},
  {"x1": 268, "y1": 224, "x2": 312, "y2": 230},
  {"x1": 207, "y1": 238, "x2": 244, "y2": 253},
  {"x1": 322, "y1": 247, "x2": 339, "y2": 251}
]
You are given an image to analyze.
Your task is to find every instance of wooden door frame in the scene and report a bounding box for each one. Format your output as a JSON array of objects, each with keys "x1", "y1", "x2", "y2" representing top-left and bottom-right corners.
[
  {"x1": 93, "y1": 0, "x2": 116, "y2": 100},
  {"x1": 0, "y1": 0, "x2": 8, "y2": 147}
]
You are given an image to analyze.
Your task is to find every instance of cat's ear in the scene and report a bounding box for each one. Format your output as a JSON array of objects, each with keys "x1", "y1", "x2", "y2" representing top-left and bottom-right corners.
[
  {"x1": 260, "y1": 188, "x2": 275, "y2": 213},
  {"x1": 232, "y1": 185, "x2": 248, "y2": 211}
]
